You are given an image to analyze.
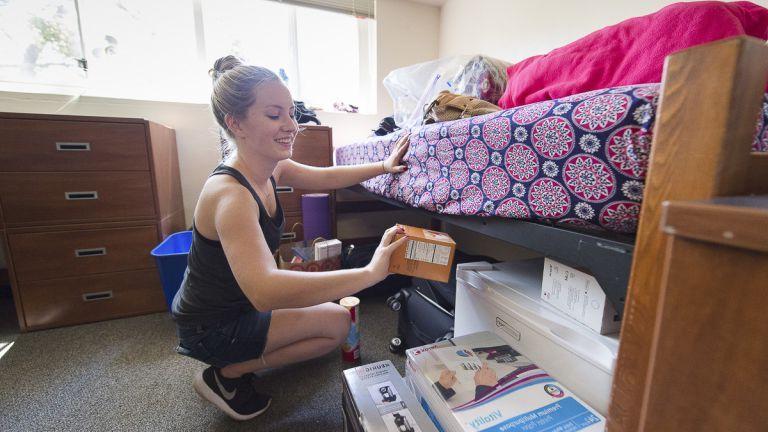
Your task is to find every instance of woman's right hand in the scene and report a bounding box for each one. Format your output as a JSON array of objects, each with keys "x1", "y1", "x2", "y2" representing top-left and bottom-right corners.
[{"x1": 366, "y1": 225, "x2": 408, "y2": 283}]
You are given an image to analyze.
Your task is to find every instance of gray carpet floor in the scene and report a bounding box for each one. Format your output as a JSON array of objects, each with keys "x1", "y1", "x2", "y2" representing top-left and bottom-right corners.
[{"x1": 0, "y1": 293, "x2": 405, "y2": 431}]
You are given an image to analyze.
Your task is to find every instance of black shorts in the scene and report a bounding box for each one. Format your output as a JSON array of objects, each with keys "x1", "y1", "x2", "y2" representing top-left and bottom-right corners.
[{"x1": 175, "y1": 309, "x2": 272, "y2": 368}]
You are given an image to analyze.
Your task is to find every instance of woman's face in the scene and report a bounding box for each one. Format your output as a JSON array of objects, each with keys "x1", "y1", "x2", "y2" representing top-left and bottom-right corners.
[{"x1": 232, "y1": 80, "x2": 298, "y2": 162}]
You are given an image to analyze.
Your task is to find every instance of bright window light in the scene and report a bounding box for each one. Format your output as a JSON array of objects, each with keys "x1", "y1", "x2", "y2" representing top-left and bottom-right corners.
[
  {"x1": 78, "y1": 0, "x2": 207, "y2": 103},
  {"x1": 296, "y1": 7, "x2": 359, "y2": 110},
  {"x1": 0, "y1": 0, "x2": 376, "y2": 111},
  {"x1": 201, "y1": 0, "x2": 296, "y2": 94},
  {"x1": 0, "y1": 0, "x2": 85, "y2": 89}
]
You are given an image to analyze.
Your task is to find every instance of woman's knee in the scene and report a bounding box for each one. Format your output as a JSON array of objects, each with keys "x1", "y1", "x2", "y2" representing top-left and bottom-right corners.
[{"x1": 322, "y1": 302, "x2": 351, "y2": 343}]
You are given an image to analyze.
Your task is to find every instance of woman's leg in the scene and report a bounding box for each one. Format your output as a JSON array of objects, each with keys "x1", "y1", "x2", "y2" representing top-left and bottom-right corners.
[{"x1": 220, "y1": 302, "x2": 350, "y2": 378}]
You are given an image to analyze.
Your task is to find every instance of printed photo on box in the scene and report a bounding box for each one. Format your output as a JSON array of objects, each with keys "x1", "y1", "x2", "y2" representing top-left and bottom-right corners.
[
  {"x1": 343, "y1": 361, "x2": 440, "y2": 432},
  {"x1": 406, "y1": 332, "x2": 605, "y2": 432},
  {"x1": 368, "y1": 381, "x2": 401, "y2": 406}
]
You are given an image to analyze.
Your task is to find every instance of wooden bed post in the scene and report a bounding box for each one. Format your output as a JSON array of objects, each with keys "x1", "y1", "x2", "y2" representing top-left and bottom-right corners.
[
  {"x1": 608, "y1": 36, "x2": 768, "y2": 432},
  {"x1": 748, "y1": 152, "x2": 768, "y2": 191}
]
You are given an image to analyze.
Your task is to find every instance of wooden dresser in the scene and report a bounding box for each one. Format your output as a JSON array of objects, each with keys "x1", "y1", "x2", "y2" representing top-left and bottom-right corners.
[
  {"x1": 277, "y1": 125, "x2": 335, "y2": 243},
  {"x1": 0, "y1": 113, "x2": 185, "y2": 331}
]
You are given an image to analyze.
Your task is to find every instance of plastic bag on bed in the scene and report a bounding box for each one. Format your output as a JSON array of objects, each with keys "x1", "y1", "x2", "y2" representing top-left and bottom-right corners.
[
  {"x1": 383, "y1": 55, "x2": 511, "y2": 130},
  {"x1": 383, "y1": 55, "x2": 471, "y2": 130},
  {"x1": 452, "y1": 55, "x2": 511, "y2": 106}
]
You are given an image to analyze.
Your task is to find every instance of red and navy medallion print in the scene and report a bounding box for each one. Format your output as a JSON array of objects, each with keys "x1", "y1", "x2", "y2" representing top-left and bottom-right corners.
[
  {"x1": 337, "y1": 84, "x2": 768, "y2": 233},
  {"x1": 562, "y1": 154, "x2": 616, "y2": 203},
  {"x1": 528, "y1": 178, "x2": 571, "y2": 218},
  {"x1": 572, "y1": 94, "x2": 631, "y2": 132},
  {"x1": 505, "y1": 143, "x2": 539, "y2": 182},
  {"x1": 531, "y1": 116, "x2": 575, "y2": 159}
]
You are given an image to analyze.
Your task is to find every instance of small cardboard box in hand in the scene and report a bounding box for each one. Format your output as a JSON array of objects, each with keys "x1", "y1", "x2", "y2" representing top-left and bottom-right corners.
[{"x1": 388, "y1": 224, "x2": 456, "y2": 283}]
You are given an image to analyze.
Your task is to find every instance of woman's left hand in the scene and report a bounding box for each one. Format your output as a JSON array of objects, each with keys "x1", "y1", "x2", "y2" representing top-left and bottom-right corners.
[{"x1": 382, "y1": 133, "x2": 410, "y2": 174}]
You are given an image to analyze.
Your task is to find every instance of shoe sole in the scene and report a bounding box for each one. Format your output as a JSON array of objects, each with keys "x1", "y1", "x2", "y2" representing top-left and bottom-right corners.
[{"x1": 193, "y1": 369, "x2": 271, "y2": 421}]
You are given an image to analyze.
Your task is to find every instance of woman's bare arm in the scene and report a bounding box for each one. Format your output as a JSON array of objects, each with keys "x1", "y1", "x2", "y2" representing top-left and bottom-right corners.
[
  {"x1": 275, "y1": 134, "x2": 410, "y2": 190},
  {"x1": 215, "y1": 184, "x2": 405, "y2": 310}
]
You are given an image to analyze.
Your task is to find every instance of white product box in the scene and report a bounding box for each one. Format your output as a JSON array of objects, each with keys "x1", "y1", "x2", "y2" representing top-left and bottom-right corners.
[
  {"x1": 454, "y1": 260, "x2": 619, "y2": 415},
  {"x1": 342, "y1": 360, "x2": 440, "y2": 432},
  {"x1": 541, "y1": 257, "x2": 621, "y2": 335},
  {"x1": 315, "y1": 239, "x2": 342, "y2": 260},
  {"x1": 405, "y1": 331, "x2": 605, "y2": 432}
]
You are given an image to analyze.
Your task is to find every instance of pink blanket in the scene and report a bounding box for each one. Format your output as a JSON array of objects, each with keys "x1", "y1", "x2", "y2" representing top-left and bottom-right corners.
[{"x1": 498, "y1": 1, "x2": 768, "y2": 109}]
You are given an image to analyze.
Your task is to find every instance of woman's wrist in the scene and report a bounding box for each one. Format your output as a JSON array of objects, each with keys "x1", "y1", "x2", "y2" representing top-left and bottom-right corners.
[
  {"x1": 361, "y1": 264, "x2": 382, "y2": 287},
  {"x1": 380, "y1": 160, "x2": 386, "y2": 174}
]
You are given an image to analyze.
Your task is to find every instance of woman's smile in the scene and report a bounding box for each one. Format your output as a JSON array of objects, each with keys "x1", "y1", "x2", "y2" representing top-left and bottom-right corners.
[{"x1": 274, "y1": 136, "x2": 294, "y2": 149}]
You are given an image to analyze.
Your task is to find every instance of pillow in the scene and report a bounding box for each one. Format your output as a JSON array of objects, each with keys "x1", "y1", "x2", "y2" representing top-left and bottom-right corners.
[{"x1": 497, "y1": 1, "x2": 768, "y2": 109}]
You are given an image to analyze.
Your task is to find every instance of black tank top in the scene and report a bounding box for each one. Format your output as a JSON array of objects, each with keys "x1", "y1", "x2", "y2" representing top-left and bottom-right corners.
[{"x1": 171, "y1": 164, "x2": 285, "y2": 325}]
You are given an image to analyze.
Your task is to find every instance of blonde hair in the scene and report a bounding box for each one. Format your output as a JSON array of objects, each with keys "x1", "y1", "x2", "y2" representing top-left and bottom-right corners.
[{"x1": 209, "y1": 55, "x2": 280, "y2": 159}]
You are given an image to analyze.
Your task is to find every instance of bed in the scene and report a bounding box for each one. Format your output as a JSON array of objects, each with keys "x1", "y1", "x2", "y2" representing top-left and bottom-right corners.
[
  {"x1": 337, "y1": 83, "x2": 768, "y2": 234},
  {"x1": 336, "y1": 36, "x2": 768, "y2": 431}
]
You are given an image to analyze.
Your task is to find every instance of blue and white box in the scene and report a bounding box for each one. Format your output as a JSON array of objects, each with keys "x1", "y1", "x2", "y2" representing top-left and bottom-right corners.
[{"x1": 405, "y1": 331, "x2": 605, "y2": 432}]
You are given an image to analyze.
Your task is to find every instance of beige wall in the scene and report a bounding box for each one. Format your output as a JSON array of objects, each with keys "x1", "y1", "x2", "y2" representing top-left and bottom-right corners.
[
  {"x1": 0, "y1": 0, "x2": 441, "y2": 238},
  {"x1": 377, "y1": 0, "x2": 441, "y2": 114},
  {"x1": 439, "y1": 0, "x2": 768, "y2": 61}
]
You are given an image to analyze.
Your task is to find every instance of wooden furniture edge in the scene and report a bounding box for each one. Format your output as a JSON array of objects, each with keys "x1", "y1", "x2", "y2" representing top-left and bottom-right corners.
[
  {"x1": 0, "y1": 112, "x2": 146, "y2": 124},
  {"x1": 146, "y1": 121, "x2": 186, "y2": 238},
  {"x1": 609, "y1": 36, "x2": 768, "y2": 431},
  {"x1": 748, "y1": 152, "x2": 768, "y2": 193},
  {"x1": 661, "y1": 196, "x2": 768, "y2": 252},
  {"x1": 0, "y1": 230, "x2": 26, "y2": 331}
]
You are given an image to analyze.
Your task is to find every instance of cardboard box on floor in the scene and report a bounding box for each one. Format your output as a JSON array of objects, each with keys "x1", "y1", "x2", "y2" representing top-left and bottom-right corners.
[{"x1": 388, "y1": 224, "x2": 456, "y2": 283}]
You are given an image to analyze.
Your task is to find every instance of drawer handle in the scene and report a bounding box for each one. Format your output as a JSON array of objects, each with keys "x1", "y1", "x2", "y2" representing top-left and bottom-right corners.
[
  {"x1": 75, "y1": 247, "x2": 107, "y2": 257},
  {"x1": 83, "y1": 291, "x2": 113, "y2": 302},
  {"x1": 65, "y1": 191, "x2": 99, "y2": 200},
  {"x1": 56, "y1": 142, "x2": 91, "y2": 151},
  {"x1": 276, "y1": 186, "x2": 294, "y2": 194},
  {"x1": 281, "y1": 232, "x2": 296, "y2": 240}
]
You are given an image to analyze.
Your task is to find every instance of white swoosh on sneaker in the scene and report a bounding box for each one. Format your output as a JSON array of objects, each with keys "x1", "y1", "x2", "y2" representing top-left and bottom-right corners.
[{"x1": 214, "y1": 372, "x2": 237, "y2": 401}]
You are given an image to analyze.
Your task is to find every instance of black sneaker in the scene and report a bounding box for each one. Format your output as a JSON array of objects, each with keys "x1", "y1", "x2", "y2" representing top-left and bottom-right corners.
[{"x1": 193, "y1": 366, "x2": 271, "y2": 421}]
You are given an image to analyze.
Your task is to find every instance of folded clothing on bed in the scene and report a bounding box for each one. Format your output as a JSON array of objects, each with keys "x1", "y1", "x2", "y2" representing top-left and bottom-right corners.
[
  {"x1": 336, "y1": 84, "x2": 768, "y2": 233},
  {"x1": 497, "y1": 1, "x2": 768, "y2": 109}
]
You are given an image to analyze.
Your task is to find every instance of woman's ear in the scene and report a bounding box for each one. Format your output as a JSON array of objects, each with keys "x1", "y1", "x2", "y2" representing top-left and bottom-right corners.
[{"x1": 224, "y1": 113, "x2": 243, "y2": 139}]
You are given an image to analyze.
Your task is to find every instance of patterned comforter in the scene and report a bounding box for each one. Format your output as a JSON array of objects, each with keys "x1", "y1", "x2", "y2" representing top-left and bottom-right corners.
[{"x1": 335, "y1": 84, "x2": 768, "y2": 233}]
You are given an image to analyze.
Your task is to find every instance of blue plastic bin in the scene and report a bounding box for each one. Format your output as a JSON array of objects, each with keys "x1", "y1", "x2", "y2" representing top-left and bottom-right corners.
[{"x1": 151, "y1": 231, "x2": 193, "y2": 310}]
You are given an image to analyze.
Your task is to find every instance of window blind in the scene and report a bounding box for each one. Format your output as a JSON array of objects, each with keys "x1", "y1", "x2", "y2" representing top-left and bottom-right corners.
[{"x1": 268, "y1": 0, "x2": 375, "y2": 18}]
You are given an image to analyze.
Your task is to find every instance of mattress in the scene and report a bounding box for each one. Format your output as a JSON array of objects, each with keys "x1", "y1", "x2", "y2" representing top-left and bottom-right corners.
[{"x1": 336, "y1": 84, "x2": 768, "y2": 233}]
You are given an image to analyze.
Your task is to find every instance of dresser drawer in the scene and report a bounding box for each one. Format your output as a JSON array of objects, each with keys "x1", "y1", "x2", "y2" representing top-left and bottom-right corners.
[
  {"x1": 293, "y1": 128, "x2": 331, "y2": 166},
  {"x1": 9, "y1": 226, "x2": 158, "y2": 282},
  {"x1": 277, "y1": 186, "x2": 306, "y2": 213},
  {"x1": 19, "y1": 269, "x2": 166, "y2": 329},
  {"x1": 0, "y1": 172, "x2": 156, "y2": 225},
  {"x1": 282, "y1": 213, "x2": 304, "y2": 243},
  {"x1": 279, "y1": 127, "x2": 332, "y2": 212},
  {"x1": 0, "y1": 118, "x2": 149, "y2": 171},
  {"x1": 279, "y1": 188, "x2": 335, "y2": 213}
]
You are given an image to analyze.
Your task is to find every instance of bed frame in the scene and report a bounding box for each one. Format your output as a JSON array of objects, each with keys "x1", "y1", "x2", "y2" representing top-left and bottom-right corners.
[{"x1": 344, "y1": 36, "x2": 768, "y2": 431}]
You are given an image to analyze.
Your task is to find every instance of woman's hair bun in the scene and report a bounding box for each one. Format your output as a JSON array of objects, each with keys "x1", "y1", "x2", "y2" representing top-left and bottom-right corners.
[{"x1": 209, "y1": 55, "x2": 244, "y2": 81}]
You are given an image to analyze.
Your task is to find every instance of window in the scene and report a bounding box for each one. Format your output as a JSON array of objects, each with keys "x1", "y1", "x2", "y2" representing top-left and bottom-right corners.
[
  {"x1": 78, "y1": 0, "x2": 204, "y2": 102},
  {"x1": 0, "y1": 0, "x2": 376, "y2": 112},
  {"x1": 296, "y1": 7, "x2": 369, "y2": 111},
  {"x1": 202, "y1": 0, "x2": 296, "y2": 94},
  {"x1": 0, "y1": 0, "x2": 85, "y2": 91}
]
